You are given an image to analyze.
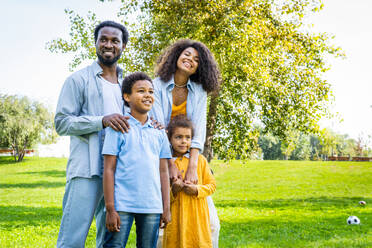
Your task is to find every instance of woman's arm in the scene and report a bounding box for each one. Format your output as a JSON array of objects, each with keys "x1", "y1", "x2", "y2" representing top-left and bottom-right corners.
[
  {"x1": 103, "y1": 155, "x2": 121, "y2": 232},
  {"x1": 184, "y1": 88, "x2": 208, "y2": 183}
]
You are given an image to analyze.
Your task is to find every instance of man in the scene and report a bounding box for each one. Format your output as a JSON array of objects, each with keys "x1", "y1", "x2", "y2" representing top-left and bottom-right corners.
[{"x1": 55, "y1": 21, "x2": 130, "y2": 248}]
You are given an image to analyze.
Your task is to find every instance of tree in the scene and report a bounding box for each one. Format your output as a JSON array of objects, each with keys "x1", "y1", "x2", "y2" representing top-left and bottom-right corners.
[
  {"x1": 258, "y1": 131, "x2": 282, "y2": 160},
  {"x1": 47, "y1": 0, "x2": 342, "y2": 161},
  {"x1": 0, "y1": 95, "x2": 57, "y2": 162}
]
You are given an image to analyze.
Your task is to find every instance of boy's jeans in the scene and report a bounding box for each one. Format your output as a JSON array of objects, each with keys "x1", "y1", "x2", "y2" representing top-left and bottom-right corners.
[{"x1": 103, "y1": 212, "x2": 160, "y2": 248}]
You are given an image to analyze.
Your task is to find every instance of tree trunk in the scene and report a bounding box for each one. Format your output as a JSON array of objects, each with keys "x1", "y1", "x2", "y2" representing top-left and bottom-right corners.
[{"x1": 203, "y1": 93, "x2": 219, "y2": 162}]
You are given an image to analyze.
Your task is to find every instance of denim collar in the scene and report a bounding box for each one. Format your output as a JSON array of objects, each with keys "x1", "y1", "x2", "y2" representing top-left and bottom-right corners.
[{"x1": 92, "y1": 60, "x2": 123, "y2": 78}]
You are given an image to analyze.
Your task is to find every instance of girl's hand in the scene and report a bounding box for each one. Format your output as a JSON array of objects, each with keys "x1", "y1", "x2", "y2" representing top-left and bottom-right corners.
[
  {"x1": 106, "y1": 210, "x2": 121, "y2": 232},
  {"x1": 171, "y1": 178, "x2": 184, "y2": 196},
  {"x1": 159, "y1": 208, "x2": 171, "y2": 229},
  {"x1": 183, "y1": 182, "x2": 198, "y2": 196}
]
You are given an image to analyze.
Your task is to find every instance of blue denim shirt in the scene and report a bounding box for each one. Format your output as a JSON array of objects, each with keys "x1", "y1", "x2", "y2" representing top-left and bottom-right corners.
[
  {"x1": 55, "y1": 61, "x2": 124, "y2": 181},
  {"x1": 149, "y1": 76, "x2": 207, "y2": 151}
]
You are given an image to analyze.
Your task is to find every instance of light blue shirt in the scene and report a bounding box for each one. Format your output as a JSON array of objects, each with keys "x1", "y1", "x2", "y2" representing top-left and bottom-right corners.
[
  {"x1": 102, "y1": 114, "x2": 172, "y2": 214},
  {"x1": 149, "y1": 76, "x2": 207, "y2": 151},
  {"x1": 55, "y1": 61, "x2": 124, "y2": 181}
]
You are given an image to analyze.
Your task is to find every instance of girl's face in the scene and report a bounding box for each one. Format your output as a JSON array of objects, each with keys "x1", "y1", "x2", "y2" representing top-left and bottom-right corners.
[
  {"x1": 176, "y1": 47, "x2": 199, "y2": 76},
  {"x1": 170, "y1": 127, "x2": 192, "y2": 157}
]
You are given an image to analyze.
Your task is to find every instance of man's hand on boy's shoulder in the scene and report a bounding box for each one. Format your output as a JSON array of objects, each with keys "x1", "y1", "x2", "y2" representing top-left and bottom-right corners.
[
  {"x1": 105, "y1": 209, "x2": 121, "y2": 232},
  {"x1": 160, "y1": 208, "x2": 171, "y2": 229},
  {"x1": 103, "y1": 114, "x2": 130, "y2": 133}
]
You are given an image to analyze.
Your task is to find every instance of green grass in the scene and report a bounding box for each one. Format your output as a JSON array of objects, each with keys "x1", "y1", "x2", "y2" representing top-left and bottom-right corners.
[{"x1": 0, "y1": 157, "x2": 371, "y2": 247}]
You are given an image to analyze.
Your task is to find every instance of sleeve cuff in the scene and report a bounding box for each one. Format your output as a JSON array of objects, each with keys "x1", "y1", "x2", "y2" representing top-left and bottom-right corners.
[
  {"x1": 191, "y1": 141, "x2": 203, "y2": 151},
  {"x1": 93, "y1": 116, "x2": 104, "y2": 131}
]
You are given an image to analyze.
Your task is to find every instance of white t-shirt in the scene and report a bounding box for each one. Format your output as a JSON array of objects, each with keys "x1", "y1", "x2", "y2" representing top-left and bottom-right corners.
[{"x1": 99, "y1": 76, "x2": 124, "y2": 115}]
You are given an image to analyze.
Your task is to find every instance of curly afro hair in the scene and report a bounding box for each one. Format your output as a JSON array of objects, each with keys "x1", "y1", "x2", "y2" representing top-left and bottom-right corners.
[
  {"x1": 156, "y1": 39, "x2": 221, "y2": 93},
  {"x1": 167, "y1": 115, "x2": 194, "y2": 140}
]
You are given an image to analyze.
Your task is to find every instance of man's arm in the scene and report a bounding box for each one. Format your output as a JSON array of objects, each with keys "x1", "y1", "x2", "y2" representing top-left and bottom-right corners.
[
  {"x1": 103, "y1": 154, "x2": 121, "y2": 232},
  {"x1": 55, "y1": 76, "x2": 130, "y2": 136}
]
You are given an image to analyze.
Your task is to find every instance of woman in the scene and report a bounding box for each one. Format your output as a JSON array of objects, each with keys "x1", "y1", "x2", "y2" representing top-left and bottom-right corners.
[{"x1": 150, "y1": 39, "x2": 221, "y2": 247}]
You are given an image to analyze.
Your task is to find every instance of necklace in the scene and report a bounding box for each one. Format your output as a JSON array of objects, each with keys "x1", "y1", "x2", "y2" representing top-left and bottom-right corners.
[{"x1": 174, "y1": 83, "x2": 187, "y2": 88}]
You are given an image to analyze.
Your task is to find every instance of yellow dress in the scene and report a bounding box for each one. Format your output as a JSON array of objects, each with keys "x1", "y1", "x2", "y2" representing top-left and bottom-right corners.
[
  {"x1": 171, "y1": 100, "x2": 187, "y2": 119},
  {"x1": 163, "y1": 154, "x2": 216, "y2": 248}
]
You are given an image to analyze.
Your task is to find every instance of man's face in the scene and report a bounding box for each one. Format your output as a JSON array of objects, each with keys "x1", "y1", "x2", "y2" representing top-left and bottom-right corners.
[{"x1": 96, "y1": 26, "x2": 126, "y2": 66}]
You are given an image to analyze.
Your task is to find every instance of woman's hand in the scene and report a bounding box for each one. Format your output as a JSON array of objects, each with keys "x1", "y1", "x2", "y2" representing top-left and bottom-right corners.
[
  {"x1": 184, "y1": 161, "x2": 198, "y2": 184},
  {"x1": 150, "y1": 117, "x2": 165, "y2": 130}
]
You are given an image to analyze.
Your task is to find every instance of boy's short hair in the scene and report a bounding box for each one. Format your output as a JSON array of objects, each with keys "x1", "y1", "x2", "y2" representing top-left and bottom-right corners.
[
  {"x1": 167, "y1": 115, "x2": 194, "y2": 140},
  {"x1": 94, "y1": 21, "x2": 129, "y2": 45},
  {"x1": 122, "y1": 72, "x2": 153, "y2": 107}
]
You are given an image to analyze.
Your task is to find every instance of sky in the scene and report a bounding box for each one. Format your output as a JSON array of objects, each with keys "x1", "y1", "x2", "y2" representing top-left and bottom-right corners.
[{"x1": 1, "y1": 0, "x2": 372, "y2": 156}]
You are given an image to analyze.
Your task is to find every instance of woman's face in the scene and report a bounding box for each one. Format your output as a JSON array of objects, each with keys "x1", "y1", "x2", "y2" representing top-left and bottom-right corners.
[{"x1": 176, "y1": 47, "x2": 199, "y2": 76}]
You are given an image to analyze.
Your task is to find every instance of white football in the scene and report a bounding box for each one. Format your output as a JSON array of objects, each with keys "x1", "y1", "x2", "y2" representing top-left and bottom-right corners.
[
  {"x1": 347, "y1": 216, "x2": 360, "y2": 225},
  {"x1": 359, "y1": 201, "x2": 366, "y2": 206}
]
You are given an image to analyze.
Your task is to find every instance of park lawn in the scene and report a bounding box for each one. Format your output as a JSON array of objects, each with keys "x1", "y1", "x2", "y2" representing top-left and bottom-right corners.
[{"x1": 0, "y1": 157, "x2": 371, "y2": 247}]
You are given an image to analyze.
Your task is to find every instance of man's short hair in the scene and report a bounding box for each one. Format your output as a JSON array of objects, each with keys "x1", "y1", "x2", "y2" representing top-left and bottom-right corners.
[
  {"x1": 94, "y1": 21, "x2": 129, "y2": 45},
  {"x1": 122, "y1": 72, "x2": 153, "y2": 107}
]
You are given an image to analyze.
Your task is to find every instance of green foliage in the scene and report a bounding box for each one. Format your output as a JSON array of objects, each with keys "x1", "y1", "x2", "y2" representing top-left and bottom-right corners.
[
  {"x1": 0, "y1": 95, "x2": 57, "y2": 162},
  {"x1": 258, "y1": 128, "x2": 362, "y2": 160},
  {"x1": 47, "y1": 0, "x2": 343, "y2": 160},
  {"x1": 1, "y1": 157, "x2": 372, "y2": 247}
]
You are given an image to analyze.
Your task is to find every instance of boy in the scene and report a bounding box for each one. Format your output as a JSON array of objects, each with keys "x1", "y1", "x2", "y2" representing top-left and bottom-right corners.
[{"x1": 102, "y1": 72, "x2": 171, "y2": 247}]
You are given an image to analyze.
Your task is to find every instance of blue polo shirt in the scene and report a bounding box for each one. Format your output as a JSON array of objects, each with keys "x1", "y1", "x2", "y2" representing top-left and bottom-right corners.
[{"x1": 102, "y1": 114, "x2": 172, "y2": 214}]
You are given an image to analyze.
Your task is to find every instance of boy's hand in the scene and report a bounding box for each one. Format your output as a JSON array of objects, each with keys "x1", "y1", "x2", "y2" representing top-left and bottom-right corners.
[
  {"x1": 103, "y1": 114, "x2": 130, "y2": 133},
  {"x1": 171, "y1": 178, "x2": 184, "y2": 196},
  {"x1": 159, "y1": 208, "x2": 171, "y2": 229},
  {"x1": 106, "y1": 210, "x2": 121, "y2": 232},
  {"x1": 183, "y1": 182, "x2": 198, "y2": 196}
]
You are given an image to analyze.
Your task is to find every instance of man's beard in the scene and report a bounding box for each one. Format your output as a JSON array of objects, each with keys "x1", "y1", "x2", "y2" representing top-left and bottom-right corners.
[{"x1": 97, "y1": 53, "x2": 121, "y2": 66}]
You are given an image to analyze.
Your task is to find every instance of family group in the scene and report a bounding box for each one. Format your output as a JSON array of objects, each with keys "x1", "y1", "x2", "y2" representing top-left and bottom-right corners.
[{"x1": 55, "y1": 20, "x2": 222, "y2": 248}]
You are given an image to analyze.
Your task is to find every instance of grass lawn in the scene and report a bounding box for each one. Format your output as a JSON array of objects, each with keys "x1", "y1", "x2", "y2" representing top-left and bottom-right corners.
[{"x1": 0, "y1": 157, "x2": 371, "y2": 247}]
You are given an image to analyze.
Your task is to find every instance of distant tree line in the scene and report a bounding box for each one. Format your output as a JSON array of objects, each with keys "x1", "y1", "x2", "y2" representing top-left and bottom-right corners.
[
  {"x1": 0, "y1": 94, "x2": 56, "y2": 162},
  {"x1": 257, "y1": 128, "x2": 372, "y2": 160}
]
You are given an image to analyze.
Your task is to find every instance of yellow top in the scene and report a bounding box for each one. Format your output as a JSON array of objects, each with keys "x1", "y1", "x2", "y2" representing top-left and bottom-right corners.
[
  {"x1": 163, "y1": 154, "x2": 216, "y2": 248},
  {"x1": 171, "y1": 100, "x2": 187, "y2": 119}
]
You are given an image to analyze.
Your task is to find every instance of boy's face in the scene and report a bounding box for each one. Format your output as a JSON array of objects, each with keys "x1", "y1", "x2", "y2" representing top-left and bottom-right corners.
[
  {"x1": 170, "y1": 127, "x2": 192, "y2": 157},
  {"x1": 124, "y1": 80, "x2": 154, "y2": 114}
]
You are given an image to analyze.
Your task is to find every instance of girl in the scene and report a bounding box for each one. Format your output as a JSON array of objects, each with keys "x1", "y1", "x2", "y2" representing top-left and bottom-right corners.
[{"x1": 163, "y1": 115, "x2": 216, "y2": 248}]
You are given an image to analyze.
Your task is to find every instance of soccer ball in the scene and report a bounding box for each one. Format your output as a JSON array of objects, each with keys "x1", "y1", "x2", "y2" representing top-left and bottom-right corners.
[
  {"x1": 347, "y1": 216, "x2": 360, "y2": 225},
  {"x1": 359, "y1": 201, "x2": 366, "y2": 206}
]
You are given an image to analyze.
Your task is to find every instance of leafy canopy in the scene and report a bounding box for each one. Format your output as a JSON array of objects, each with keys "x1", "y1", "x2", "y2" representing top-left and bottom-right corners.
[{"x1": 47, "y1": 0, "x2": 343, "y2": 160}]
